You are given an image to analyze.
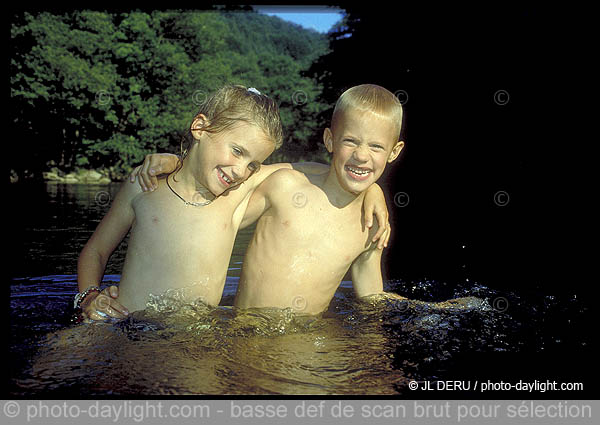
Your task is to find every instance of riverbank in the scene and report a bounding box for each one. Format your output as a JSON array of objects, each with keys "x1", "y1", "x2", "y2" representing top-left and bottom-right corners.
[{"x1": 41, "y1": 168, "x2": 113, "y2": 184}]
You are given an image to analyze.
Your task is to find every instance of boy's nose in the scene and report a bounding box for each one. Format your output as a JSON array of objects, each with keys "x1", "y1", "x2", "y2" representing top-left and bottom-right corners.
[{"x1": 352, "y1": 146, "x2": 369, "y2": 162}]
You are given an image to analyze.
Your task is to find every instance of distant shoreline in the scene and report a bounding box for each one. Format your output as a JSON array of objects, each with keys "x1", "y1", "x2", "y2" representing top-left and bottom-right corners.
[{"x1": 11, "y1": 168, "x2": 115, "y2": 184}]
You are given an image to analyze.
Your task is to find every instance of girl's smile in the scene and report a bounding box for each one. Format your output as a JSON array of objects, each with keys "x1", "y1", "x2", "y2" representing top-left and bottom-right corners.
[{"x1": 216, "y1": 166, "x2": 234, "y2": 187}]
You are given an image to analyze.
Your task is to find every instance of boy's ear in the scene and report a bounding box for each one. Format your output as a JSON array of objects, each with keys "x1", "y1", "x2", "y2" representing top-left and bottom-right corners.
[
  {"x1": 323, "y1": 128, "x2": 334, "y2": 153},
  {"x1": 191, "y1": 114, "x2": 209, "y2": 140},
  {"x1": 387, "y1": 141, "x2": 405, "y2": 163}
]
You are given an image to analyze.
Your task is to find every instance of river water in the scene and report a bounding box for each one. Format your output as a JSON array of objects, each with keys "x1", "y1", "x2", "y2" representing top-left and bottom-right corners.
[{"x1": 7, "y1": 183, "x2": 594, "y2": 397}]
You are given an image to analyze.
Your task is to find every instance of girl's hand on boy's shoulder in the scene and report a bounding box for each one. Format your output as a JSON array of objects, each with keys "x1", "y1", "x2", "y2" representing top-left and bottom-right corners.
[
  {"x1": 129, "y1": 153, "x2": 180, "y2": 192},
  {"x1": 363, "y1": 185, "x2": 391, "y2": 250}
]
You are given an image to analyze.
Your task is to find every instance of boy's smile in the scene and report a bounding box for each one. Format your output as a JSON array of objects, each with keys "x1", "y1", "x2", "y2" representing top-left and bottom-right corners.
[{"x1": 344, "y1": 164, "x2": 372, "y2": 181}]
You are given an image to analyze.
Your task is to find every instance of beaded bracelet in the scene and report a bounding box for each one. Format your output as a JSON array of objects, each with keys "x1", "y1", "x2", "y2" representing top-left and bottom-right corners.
[
  {"x1": 73, "y1": 285, "x2": 101, "y2": 310},
  {"x1": 71, "y1": 286, "x2": 102, "y2": 323}
]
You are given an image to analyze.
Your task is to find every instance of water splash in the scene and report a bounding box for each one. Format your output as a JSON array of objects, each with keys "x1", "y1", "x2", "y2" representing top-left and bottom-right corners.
[{"x1": 8, "y1": 276, "x2": 592, "y2": 396}]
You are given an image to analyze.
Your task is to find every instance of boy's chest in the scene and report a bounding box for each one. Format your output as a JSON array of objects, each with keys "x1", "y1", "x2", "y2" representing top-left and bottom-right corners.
[{"x1": 274, "y1": 198, "x2": 371, "y2": 263}]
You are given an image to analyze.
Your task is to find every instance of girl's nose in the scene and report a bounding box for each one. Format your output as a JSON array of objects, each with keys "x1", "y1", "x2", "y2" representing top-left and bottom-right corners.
[
  {"x1": 230, "y1": 166, "x2": 242, "y2": 181},
  {"x1": 231, "y1": 161, "x2": 252, "y2": 181}
]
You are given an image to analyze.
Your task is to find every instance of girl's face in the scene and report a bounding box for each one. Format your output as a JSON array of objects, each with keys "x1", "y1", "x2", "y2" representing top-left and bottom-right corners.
[{"x1": 192, "y1": 118, "x2": 275, "y2": 196}]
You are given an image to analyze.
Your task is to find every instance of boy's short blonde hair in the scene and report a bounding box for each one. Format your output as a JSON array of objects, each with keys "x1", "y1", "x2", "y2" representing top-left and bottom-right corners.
[{"x1": 332, "y1": 84, "x2": 403, "y2": 141}]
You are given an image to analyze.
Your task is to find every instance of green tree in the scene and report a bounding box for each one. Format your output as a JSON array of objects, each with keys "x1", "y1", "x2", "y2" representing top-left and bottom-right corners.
[{"x1": 10, "y1": 9, "x2": 330, "y2": 181}]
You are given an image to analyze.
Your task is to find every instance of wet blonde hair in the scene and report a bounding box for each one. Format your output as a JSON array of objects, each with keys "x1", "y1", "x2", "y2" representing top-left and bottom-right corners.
[
  {"x1": 332, "y1": 84, "x2": 404, "y2": 141},
  {"x1": 180, "y1": 84, "x2": 283, "y2": 160}
]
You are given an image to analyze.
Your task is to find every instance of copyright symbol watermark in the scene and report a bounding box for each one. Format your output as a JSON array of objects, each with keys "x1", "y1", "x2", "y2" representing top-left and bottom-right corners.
[
  {"x1": 291, "y1": 295, "x2": 307, "y2": 311},
  {"x1": 292, "y1": 192, "x2": 308, "y2": 208},
  {"x1": 493, "y1": 90, "x2": 510, "y2": 106},
  {"x1": 94, "y1": 191, "x2": 111, "y2": 207},
  {"x1": 396, "y1": 300, "x2": 410, "y2": 312},
  {"x1": 394, "y1": 89, "x2": 409, "y2": 105},
  {"x1": 192, "y1": 90, "x2": 207, "y2": 106},
  {"x1": 492, "y1": 296, "x2": 509, "y2": 312},
  {"x1": 393, "y1": 191, "x2": 410, "y2": 208},
  {"x1": 292, "y1": 90, "x2": 308, "y2": 106},
  {"x1": 3, "y1": 401, "x2": 20, "y2": 418},
  {"x1": 408, "y1": 381, "x2": 419, "y2": 390},
  {"x1": 493, "y1": 190, "x2": 510, "y2": 207},
  {"x1": 95, "y1": 90, "x2": 111, "y2": 106},
  {"x1": 94, "y1": 293, "x2": 110, "y2": 311}
]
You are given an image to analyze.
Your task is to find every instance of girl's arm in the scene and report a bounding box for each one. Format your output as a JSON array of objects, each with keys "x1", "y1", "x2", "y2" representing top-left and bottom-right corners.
[
  {"x1": 240, "y1": 168, "x2": 390, "y2": 241},
  {"x1": 350, "y1": 244, "x2": 385, "y2": 298},
  {"x1": 76, "y1": 181, "x2": 139, "y2": 321},
  {"x1": 363, "y1": 183, "x2": 391, "y2": 250},
  {"x1": 128, "y1": 154, "x2": 390, "y2": 243},
  {"x1": 128, "y1": 153, "x2": 328, "y2": 192},
  {"x1": 238, "y1": 169, "x2": 274, "y2": 229},
  {"x1": 350, "y1": 241, "x2": 406, "y2": 301}
]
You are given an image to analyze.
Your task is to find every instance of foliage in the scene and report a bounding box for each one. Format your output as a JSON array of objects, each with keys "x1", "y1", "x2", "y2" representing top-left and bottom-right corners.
[{"x1": 10, "y1": 9, "x2": 332, "y2": 180}]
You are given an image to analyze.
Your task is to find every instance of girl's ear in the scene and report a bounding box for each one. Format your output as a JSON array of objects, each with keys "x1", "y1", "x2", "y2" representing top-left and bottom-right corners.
[
  {"x1": 387, "y1": 140, "x2": 405, "y2": 163},
  {"x1": 323, "y1": 128, "x2": 334, "y2": 153},
  {"x1": 191, "y1": 114, "x2": 209, "y2": 140}
]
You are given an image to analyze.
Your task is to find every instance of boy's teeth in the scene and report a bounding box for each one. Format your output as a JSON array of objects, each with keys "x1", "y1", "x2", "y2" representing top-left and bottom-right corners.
[{"x1": 347, "y1": 166, "x2": 370, "y2": 175}]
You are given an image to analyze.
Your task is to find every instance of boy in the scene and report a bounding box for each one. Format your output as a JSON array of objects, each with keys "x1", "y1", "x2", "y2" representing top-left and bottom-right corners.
[{"x1": 234, "y1": 84, "x2": 405, "y2": 314}]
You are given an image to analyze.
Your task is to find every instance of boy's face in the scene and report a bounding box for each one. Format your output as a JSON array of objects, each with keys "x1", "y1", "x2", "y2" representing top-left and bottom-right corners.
[
  {"x1": 324, "y1": 108, "x2": 404, "y2": 195},
  {"x1": 192, "y1": 118, "x2": 275, "y2": 195}
]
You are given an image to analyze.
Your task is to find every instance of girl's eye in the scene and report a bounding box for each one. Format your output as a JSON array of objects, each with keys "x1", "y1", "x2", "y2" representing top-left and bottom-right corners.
[{"x1": 232, "y1": 147, "x2": 243, "y2": 156}]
